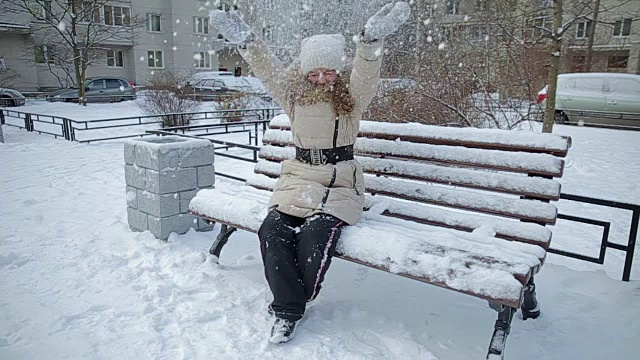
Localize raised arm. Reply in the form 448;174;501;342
351;2;411;113
238;39;291;110
350;40;384;114
210;10;291;110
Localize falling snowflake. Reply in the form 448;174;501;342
119;86;125;91
458;62;463;68
176;19;181;24
173;31;177;36
172;46;177;51
150;70;155;75
193;53;202;61
426;35;433;43
464;15;470;22
164;40;167;43
139;56;144;61
438;43;446;50
57;21;66;31
484;35;490;41
424;19;431;25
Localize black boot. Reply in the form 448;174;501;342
521;279;540;320
269;318;298;344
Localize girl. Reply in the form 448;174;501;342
210;2;410;343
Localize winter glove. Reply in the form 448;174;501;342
209;10;254;44
363;2;411;43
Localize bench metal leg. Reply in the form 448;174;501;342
521;276;540;320
486;305;516;359
209;224;237;262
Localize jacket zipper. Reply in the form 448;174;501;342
332;117;340;148
320;166;337;208
352;167;360;196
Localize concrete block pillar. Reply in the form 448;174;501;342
0;124;4;143
124;136;215;240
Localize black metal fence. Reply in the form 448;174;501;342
0;108;281;143
550;193;639;281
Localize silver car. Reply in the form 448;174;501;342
47;76;136;103
0;88;26;107
538;73;640;127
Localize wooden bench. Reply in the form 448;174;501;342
188;115;571;359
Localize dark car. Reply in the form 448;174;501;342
47;76;136;103
0;88;26;107
182;78;241;101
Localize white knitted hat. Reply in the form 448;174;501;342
299;34;346;74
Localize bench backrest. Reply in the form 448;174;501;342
248;116;571;250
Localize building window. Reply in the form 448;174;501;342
607;55;628;69
217;4;239;11
262;25;272;41
104;5;131;26
147;50;164;68
575;21;591;39
572;55;586;72
447;1;460;15
193;52;211;68
80;1;100;23
193;17;209;34
147;14;161;32
265;0;274;9
106;49;124;68
613;19;632;37
35;45;55;64
31;0;52;21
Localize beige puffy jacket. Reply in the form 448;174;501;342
240;39;384;225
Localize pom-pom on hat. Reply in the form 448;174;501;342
299;34;346;75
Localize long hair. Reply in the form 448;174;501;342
289;69;356;116
331;76;355;115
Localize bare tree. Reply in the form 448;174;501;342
137;70;200;127
1;0;144;104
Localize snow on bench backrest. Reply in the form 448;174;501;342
269;115;571;156
251;115;571;248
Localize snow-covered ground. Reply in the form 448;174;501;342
1;122;639;359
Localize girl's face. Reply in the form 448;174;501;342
307;68;338;86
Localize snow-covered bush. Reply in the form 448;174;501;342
137;71;199;127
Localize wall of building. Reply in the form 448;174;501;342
0;33;39;91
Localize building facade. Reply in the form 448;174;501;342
0;0;392;92
0;0;252;91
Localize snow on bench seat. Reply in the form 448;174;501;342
189;186;544;306
261;131;565;177
244;173;553;248
269;115;570;156
254;160;559;224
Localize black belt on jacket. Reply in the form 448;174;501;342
295;145;354;165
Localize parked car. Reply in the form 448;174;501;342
0;88;26;107
537;73;640;127
188;71;234;85
47;76;136;103
183;76;268;101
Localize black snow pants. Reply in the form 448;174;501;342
258;208;346;321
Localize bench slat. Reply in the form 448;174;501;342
253;161;558;224
261;131;566;177
189;186;545;307
244;173;553;248
255;157;561;200
269;116;571;156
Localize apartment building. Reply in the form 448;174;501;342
0;0;251;91
0;0;393;92
420;0;639;74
